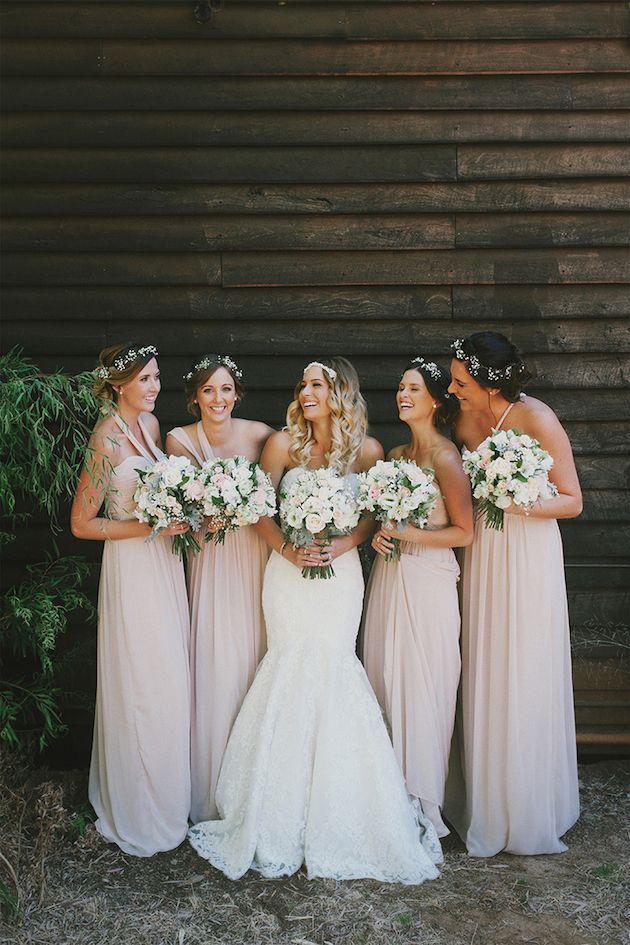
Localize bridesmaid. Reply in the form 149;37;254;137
71;343;191;856
362;357;473;838
444;331;582;856
165;354;273;824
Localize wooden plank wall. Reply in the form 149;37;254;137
1;0;629;751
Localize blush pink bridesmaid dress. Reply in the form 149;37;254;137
167;422;269;823
444;400;580;856
362;490;461;838
89;415;191;856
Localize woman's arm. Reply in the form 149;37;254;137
165;430;198;464
375;446;474;554
252;429;290;551
71;429;188;542
329;436;384;560
70;431;151;541
505;405;582;520
252;430;323;568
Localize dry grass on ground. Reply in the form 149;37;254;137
0;757;628;945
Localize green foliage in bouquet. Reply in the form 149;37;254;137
0;349;99;753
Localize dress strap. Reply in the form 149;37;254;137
168;427;205;467
495;401;516;431
196;422;216;462
113;413;162;463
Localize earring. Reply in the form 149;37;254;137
432;402;437;408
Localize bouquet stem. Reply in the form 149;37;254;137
172;531;202;559
301;563;335;580
477;500;505;531
384;537;401;563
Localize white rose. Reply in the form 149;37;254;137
305;513;325;534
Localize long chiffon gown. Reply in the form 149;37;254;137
444;401;580;856
89;415;191;856
167;423;269;823
188;469;443;883
362;491;461;838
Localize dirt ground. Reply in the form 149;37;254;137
1;758;628;945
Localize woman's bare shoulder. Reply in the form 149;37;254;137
237;417;276;439
386;443;407;461
89;415;122;457
167;420;197;437
359;436;385;469
512;395;562;436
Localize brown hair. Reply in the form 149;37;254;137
402;358;459;431
183;355;245;417
93;342;159;403
452;332;532;402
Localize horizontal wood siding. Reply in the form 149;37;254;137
1;0;628;750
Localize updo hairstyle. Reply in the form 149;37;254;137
402;357;459;431
453;332;532;402
183;354;245;418
94;342;159;403
286;356;368;475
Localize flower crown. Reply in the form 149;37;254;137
183;355;242;382
451;338;522;382
410;357;442;381
303;361;337;381
96;345;158;380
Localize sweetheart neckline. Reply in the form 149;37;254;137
111;454;149;472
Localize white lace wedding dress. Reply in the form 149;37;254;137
188;469;442;883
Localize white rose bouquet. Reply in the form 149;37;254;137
198;456;277;545
462;427;558;530
357;458;439;562
279;467;360;579
133;455;204;557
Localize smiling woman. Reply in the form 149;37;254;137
187;357;443;883
70;342;191;857
165;353;274;824
362;356;473;839
444;331;582;857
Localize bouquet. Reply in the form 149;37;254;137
279;467;360;578
357;458;439;562
462;428;558;530
198;456;277;545
133;455;204;557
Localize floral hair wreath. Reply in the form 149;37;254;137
410;356;442;381
96;345;158;380
303;361;337;381
451;338;524;383
183;354;243;382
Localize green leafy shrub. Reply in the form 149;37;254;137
0;349;99;753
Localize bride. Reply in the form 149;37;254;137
188;358;442;883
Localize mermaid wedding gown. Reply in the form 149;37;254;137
189;468;442;883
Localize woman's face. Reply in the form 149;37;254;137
396;369;434;424
119;357;160;412
196;366;237;422
299;366;332;421
448;358;488;411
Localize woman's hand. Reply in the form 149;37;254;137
284;541;332;570
203;515;224;536
372;527;398;557
502;500;528;517
161;521;191;537
326;535;351;562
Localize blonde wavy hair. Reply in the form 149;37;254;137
286;357;368;474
